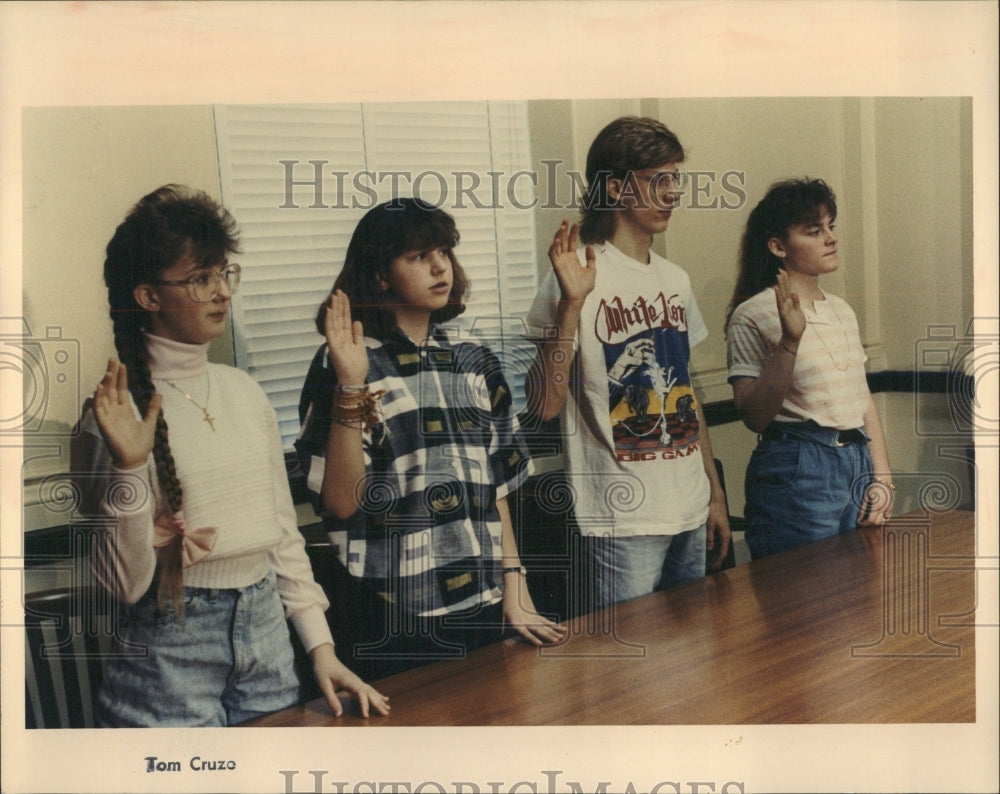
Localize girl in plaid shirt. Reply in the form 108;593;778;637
297;198;566;679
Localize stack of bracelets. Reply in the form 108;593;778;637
330;384;385;433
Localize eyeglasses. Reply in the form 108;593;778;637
634;170;688;192
155;264;242;302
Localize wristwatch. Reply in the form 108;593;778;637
502;565;528;577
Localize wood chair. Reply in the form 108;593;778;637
23;586;117;728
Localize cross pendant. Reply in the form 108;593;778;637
202;409;217;431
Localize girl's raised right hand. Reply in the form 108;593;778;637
549;220;596;303
774;268;806;347
92;359;161;470
323;289;369;385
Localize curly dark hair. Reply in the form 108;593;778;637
724;178;837;333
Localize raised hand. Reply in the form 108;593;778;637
774;268;806;347
323;289;369;386
91;359;161;470
549;220;596;303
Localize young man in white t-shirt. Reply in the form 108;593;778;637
526;116;731;611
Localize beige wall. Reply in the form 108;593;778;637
22;104;227;410
874;97;974;368
21;98;975;533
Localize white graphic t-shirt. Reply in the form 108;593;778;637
527;242;710;537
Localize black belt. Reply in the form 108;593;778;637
760;422;868;448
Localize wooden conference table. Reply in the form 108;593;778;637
246;509;976;726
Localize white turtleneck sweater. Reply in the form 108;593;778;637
79;333;332;653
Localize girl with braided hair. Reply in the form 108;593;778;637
75;185;388;726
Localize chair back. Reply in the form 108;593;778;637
24;586;118;728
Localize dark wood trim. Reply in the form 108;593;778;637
867;369;973;395
23;523;80;566
700;398;743;427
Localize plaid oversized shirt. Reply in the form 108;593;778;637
295;328;532;617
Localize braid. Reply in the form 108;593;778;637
109;307;187;616
150;413;185;616
151;416;184;513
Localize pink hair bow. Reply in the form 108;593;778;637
153;511;218;567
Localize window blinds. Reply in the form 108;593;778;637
214;102;538;447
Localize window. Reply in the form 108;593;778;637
215;102;538;447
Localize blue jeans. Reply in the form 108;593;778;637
744;421;873;560
97;571;301;727
589;525;707;610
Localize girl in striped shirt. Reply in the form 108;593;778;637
725;178;893;559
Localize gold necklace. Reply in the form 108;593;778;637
162;376;216;431
810;298;852;372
